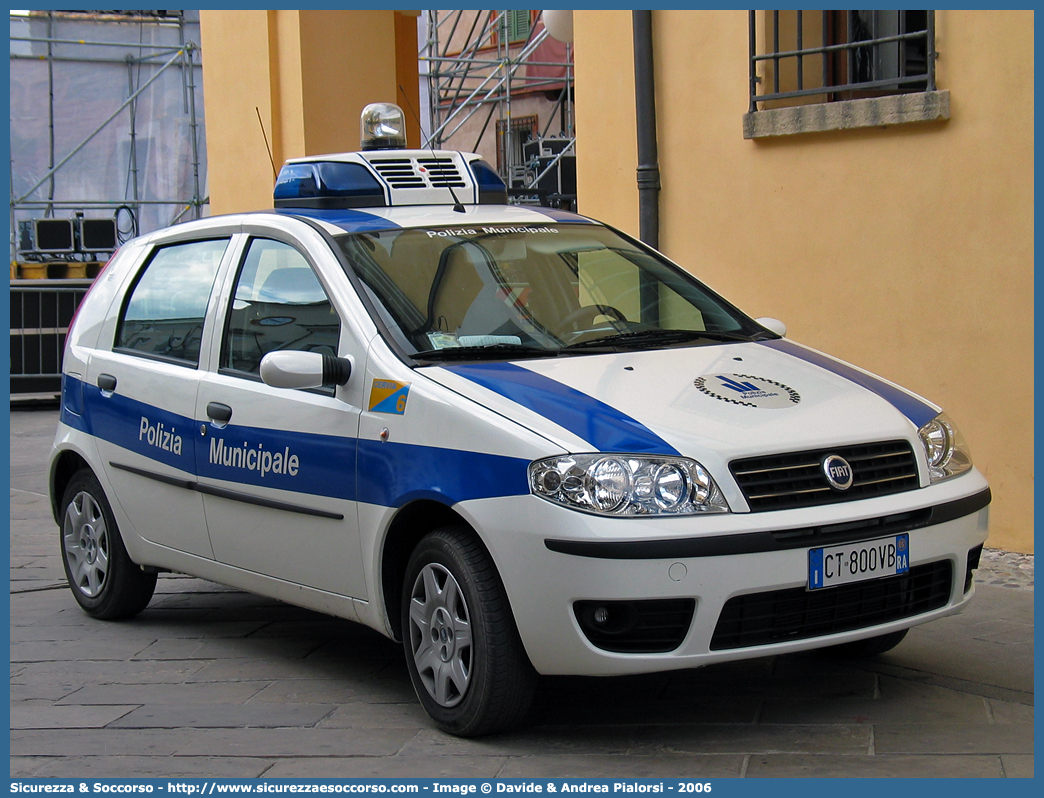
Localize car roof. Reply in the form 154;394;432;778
130;204;596;250
275;204;594;235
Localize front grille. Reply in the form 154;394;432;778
731;440;919;512
710;560;952;650
366;157;466;190
574;599;695;653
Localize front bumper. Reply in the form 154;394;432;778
457;470;990;675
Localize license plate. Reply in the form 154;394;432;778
808;534;910;590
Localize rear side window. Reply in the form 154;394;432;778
115;239;228;366
221;238;340;377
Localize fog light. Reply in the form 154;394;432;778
593;607;610;625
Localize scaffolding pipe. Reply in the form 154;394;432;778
126;56;140;220
420;10;575;196
9;52;184;65
11;13;206;262
11;35;185;50
431;11;499;144
183;43;203;221
15;46;188;204
425;26;550;146
47;12;55;215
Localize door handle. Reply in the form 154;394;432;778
97;373;117;392
206;402;233;424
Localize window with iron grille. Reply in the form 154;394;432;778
496;115;538;175
744;10;949;139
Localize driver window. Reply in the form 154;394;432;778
222;239;340;377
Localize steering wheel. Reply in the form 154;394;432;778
558;304;628;333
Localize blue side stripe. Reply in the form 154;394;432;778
65;377;527;507
759;338;938;427
276;207;400;233
443;362;680;455
357;440;530;507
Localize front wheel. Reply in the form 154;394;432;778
401;526;537;736
60;469;157;619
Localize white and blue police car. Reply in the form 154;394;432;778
50;103;990;736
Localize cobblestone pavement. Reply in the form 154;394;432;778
977;549;1034;590
9;407;1034;779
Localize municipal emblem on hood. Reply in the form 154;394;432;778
694;373;801;409
822;454;854;490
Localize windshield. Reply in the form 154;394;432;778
336;223;768;361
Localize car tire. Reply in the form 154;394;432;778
59;469;157;620
401;526;537;737
821;628;908;659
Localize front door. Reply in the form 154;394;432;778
194;236;367;598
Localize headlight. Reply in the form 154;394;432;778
918;412;973;483
529;454;730;516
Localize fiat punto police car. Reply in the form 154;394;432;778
51;103;990;736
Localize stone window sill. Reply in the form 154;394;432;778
743;90;950;139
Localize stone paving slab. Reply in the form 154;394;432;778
11;728;211;757
12;756;276;779
873;722;1035;755
743;753;1007;778
8;406;1036;778
495;754;745;778
630;724;872;756
56;681;272;705
263;756;510;779
107;702;338;729
759;676;991;725
11;704;138;730
173;728;421;758
1001;755;1034;778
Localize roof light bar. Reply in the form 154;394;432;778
361;103;407;151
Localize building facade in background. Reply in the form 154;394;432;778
572;9;1033;552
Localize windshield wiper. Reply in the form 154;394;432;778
561;328;753;351
411;343;558;361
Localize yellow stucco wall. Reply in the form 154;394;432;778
199;10;419;215
574;10;1033;552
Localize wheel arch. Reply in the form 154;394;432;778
380;499;490;642
50;448;91;525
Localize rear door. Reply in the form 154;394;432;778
85;236;233;558
194;230;368;598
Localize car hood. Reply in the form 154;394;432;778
425;338;939;477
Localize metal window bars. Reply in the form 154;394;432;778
748;10;936;113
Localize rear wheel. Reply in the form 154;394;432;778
60;469;156;619
821;629;908;659
401;526;537;736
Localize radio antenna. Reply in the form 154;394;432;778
255;106;277;180
399;84;466;214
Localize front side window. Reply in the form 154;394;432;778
222;238;340;377
338;223;767;362
115;238;228;366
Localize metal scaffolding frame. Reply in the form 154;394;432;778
420;10;575;203
9;10;206;263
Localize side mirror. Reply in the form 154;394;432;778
755;317;787;338
260;351;353;390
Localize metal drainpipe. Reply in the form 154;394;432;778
632;10;659;251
